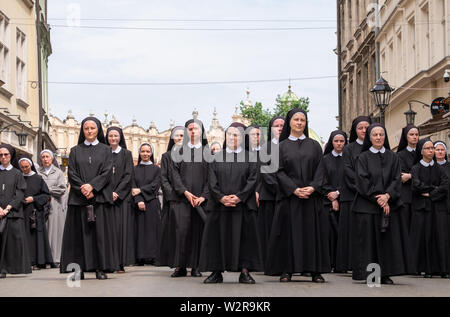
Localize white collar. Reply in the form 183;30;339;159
288;134;306;141
23;171;36;177
252;145;261;151
332;150;343;157
140;161;153;165
356;138;364;145
187;142;202;149
84;139;99;146
369;146;386;154
420;159;435;167
226;146;243;154
437;160;447;165
407;146;416;152
112;145;122;154
271;138;279;145
0;164;13;171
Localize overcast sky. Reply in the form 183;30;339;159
48;0;338;141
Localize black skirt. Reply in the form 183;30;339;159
23;206;53;266
0;217;32;274
113;198;136;266
257;200;275;268
325;204;339;270
135;198;161;262
335;201;353;272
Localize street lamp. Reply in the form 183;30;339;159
370;77;394;126
16;128;28;147
404;103;418;125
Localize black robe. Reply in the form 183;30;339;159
397;148;416;231
60;142;119;273
321;153;344;271
265;138;330;275
132;163;161;262
160;146;208;269
351;149;410;280
0;167;31;274
199;150;262;272
22;173;52;266
336;141;362;272
111;148;135;266
410;162;449;274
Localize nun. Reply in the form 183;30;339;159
199;122;262;284
163;119;209;278
265;109;330;283
352;123;410;284
321;130;348;272
210;141;222;155
132;143;162;265
0;144;30;278
336;116;371;273
105;127;135;272
410;138;449;278
19;157;52;269
37;150;67;268
396;125;419;231
256;116;284;268
60;117;118;280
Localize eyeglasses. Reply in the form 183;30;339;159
0;153;10;157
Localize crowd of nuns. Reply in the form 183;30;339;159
0;110;448;285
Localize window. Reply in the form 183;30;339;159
407;17;416;76
0;11;10;87
16;28;26;101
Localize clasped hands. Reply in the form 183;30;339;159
184;191;206;208
81;184;94;200
327;191;339;212
220;195;241;207
0;205;12;218
294;186;315;199
375;193;390;215
401;173;411;184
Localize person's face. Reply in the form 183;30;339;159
370;127;385;149
0;148;11;166
226;127;242;149
271;119;284;140
406;128;419;147
107;130;120;147
421;141;435;162
435;144;447;161
139;145;152;162
188;123;201;144
19;160;32;175
41;153;53;168
173;130;184;146
211;143;221;154
290;112;306;135
83;120;98;142
332;135;346;153
356;121;370;141
249;128;261;148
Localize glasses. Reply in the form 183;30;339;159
0;153;10;157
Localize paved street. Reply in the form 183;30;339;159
1;265;450;297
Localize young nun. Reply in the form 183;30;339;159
0;144;30;278
410;138;449;278
199;122;261;284
37;150;67;268
60;117;118;280
256;116;284;268
19;157;52;270
335;116;371;273
132;143;162;265
164;119;209;278
105;127;135;272
321;130;348;272
396;125;419;231
352;123;410;284
265;109;330;283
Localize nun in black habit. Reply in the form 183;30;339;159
396;125;419;232
336;116;371;273
0;144;30;277
60;117;118;280
199;122;262;284
256;116;284;269
321;130;348;272
105;127;135;272
18;157;52;269
410;138;449;278
265;109;330;283
351;123;410;284
132;143;162;265
163;119;209;278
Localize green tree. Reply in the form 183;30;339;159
239;101;272;127
272;94;310;118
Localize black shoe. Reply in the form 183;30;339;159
381;276;394;284
191;268;202;277
32;265;40;271
171;268;187;278
441;273;449;279
0;272;6;278
204;271;223;284
280;273;292;282
117;265;125;274
239;272;255;284
424;273;432;278
50;263;60;269
312;274;325;283
96;271;108;280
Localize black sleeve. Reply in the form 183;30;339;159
276;146;298;197
385;154;401;202
160;154;174;198
355;154;379;203
9;173;26;211
89;150;113;193
170;160;187;196
140;168;161;201
411;165;434;194
208;161;225;203
236;162;258;203
430;166;449;202
33;178;50;209
68;147;84;192
200;161;209;200
343;145;357;193
310;142;325;191
114;151;133;200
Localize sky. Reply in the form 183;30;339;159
47;0;338;141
